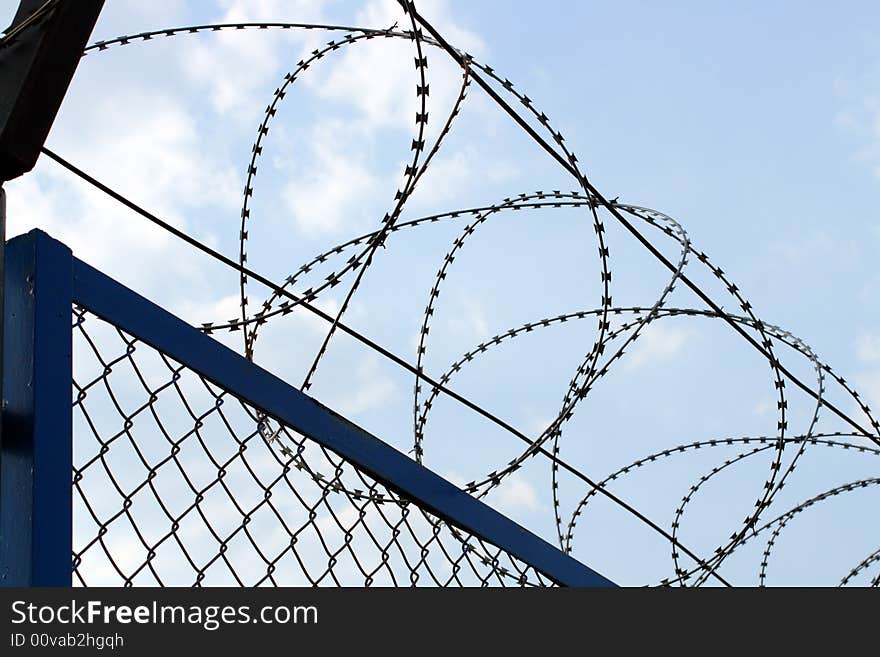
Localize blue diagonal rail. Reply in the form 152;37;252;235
2;229;614;587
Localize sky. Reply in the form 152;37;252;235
3;0;880;586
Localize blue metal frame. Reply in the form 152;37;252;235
1;231;73;586
2;229;614;587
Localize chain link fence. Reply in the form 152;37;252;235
71;306;552;587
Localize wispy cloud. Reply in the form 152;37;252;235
406;145;521;211
282;119;385;237
444;293;491;342
622;323;697;372
488;472;542;515
274;0;490;237
753;399;774;416
834;62;880;183
856;333;880;363
182;0;331;117
328;354;398;417
6;87;241;306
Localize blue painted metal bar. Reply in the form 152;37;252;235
62;230;614;587
1;230;72;586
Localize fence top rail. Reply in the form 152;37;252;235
4;229;610;587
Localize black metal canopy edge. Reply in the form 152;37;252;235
0;0;104;182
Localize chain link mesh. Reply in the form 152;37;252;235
71;306;551;587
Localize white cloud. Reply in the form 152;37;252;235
308;34;418;131
5;87;242;308
488;472;542;515
834;68;880;182
622;323;697;372
524;415;554;438
315;505;361;535
276;0;490;236
304;0;485;128
328;354;397;416
182;0;331;116
79;94;240;213
856;333;880;363
406;145;521;210
768;228;860;269
174;294;243;328
96;0;190;32
282;119;385;237
6;166;204;298
443;471;468;488
753;399;774;416
445;293;490;342
443;470;541;515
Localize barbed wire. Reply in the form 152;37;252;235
40;2;880;585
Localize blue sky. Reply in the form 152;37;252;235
4;1;880;585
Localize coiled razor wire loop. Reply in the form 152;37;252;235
841;545;880;587
49;6;879;585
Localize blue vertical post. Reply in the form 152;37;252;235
0;230;72;586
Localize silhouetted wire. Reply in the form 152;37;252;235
76;19;878;441
41;145;733;585
40;5;880;586
298;7;431;392
396;0;877;584
396;0;875;441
